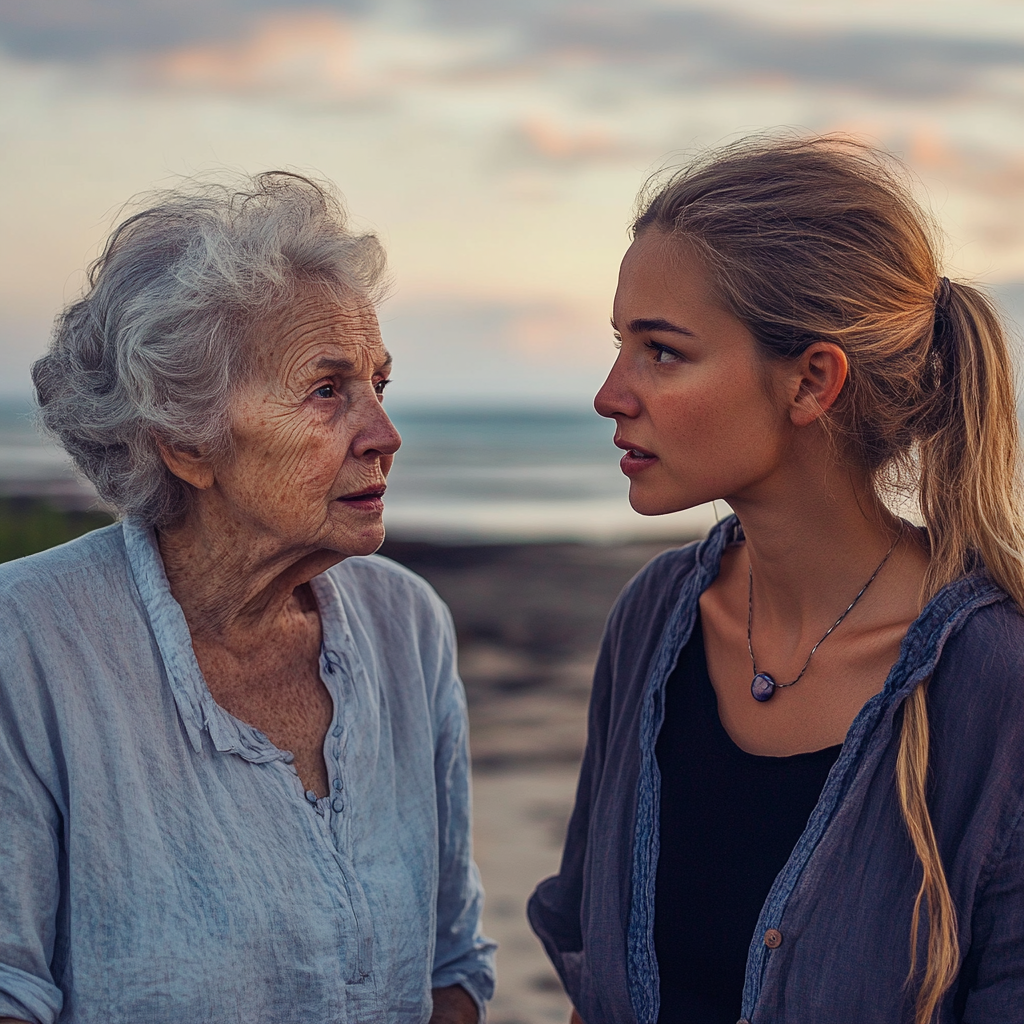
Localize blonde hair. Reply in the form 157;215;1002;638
635;136;1024;1022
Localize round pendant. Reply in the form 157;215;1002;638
751;672;777;702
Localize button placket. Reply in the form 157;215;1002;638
321;648;349;825
307;574;376;982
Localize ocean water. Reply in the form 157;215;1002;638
0;397;717;542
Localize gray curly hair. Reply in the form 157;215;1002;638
32;171;388;527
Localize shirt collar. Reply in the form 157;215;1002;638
122;519;344;762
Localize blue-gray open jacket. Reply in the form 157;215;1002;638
527;516;1024;1024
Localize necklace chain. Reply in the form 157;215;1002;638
746;527;903;695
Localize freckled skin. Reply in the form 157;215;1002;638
158;291;400;799
596;230;790;516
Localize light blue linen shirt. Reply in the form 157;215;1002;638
0;521;496;1024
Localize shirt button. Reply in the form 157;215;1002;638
332;725;343;738
331;796;345;813
304;790;318;804
764;928;783;949
333;778;343;791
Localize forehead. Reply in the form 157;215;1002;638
256;288;386;375
614;231;717;316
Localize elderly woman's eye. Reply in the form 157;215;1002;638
313;384;335;399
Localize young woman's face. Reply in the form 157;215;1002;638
595;229;793;515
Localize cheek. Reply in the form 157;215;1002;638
232;418;342;499
656;369;782;464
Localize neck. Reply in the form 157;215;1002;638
156;509;343;646
728;461;908;630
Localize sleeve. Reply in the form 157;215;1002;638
429;605;497;1018
526;606;617;1001
0;650;65;1024
960;804;1024;1022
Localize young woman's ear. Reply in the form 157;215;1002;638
157;441;216;490
788;341;849;427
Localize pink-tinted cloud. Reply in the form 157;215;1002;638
156;13;355;95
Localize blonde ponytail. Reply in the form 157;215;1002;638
919;283;1024;601
898;281;1024;1024
896;685;958;1023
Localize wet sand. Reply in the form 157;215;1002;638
378;537;695;1023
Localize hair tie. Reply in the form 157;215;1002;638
931;276;956;386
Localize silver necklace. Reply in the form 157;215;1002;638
747;530;902;702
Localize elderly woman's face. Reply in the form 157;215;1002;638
214;290;401;559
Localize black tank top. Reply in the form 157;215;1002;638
654;612;842;1024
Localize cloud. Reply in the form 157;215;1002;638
6;0;1024;105
148;9;510;100
519;7;1024;99
0;0;365;60
509;114;633;164
155;13;357;96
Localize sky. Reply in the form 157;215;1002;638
4;0;1024;406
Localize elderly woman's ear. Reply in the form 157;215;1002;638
157;440;216;490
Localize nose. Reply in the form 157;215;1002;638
352;393;402;459
594;350;641;420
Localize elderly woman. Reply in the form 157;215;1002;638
0;173;495;1024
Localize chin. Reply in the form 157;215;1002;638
343;528;386;558
628;483;707;518
317;521;386;559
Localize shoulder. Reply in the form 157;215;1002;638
0;523;130;625
593;539;701;693
0;525;135;743
927;592;1024;798
923;594;1024;869
608;539;700;626
0;521;125;583
323;554;462;716
933;594;1024;713
328;551;444;603
324;552;452;630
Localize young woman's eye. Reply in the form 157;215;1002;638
646;341;684;364
313;384;335;399
374;378;392;396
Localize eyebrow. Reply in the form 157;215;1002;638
612;317;695;337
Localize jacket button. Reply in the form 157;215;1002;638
764;928;783;949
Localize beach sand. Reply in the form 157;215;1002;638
379;537;695;1023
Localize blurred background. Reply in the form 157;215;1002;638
4;1;1024;1020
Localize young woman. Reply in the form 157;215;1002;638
528;137;1024;1024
